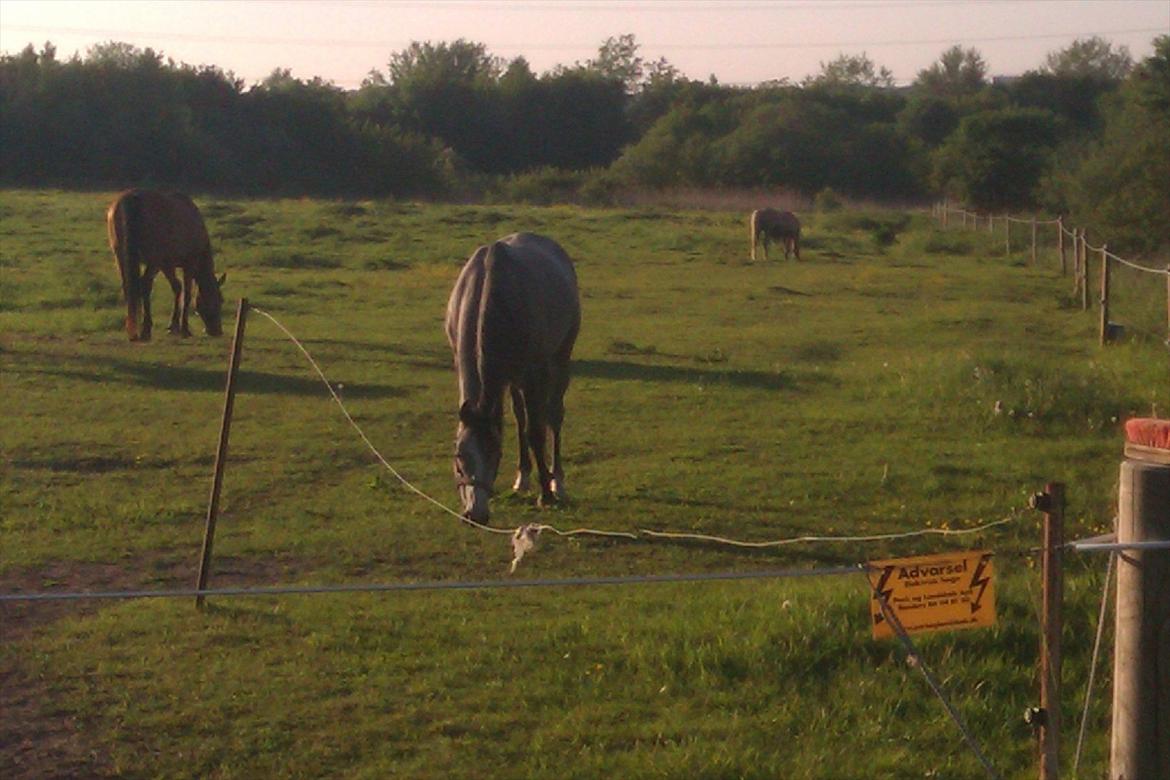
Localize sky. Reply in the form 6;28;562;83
1;0;1167;89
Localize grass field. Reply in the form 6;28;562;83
1;189;1167;778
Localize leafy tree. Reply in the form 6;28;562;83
1043;36;1132;81
803;52;894;89
899;95;960;147
588;33;643;93
1060;36;1170;253
915;46;987;97
932;107;1061;210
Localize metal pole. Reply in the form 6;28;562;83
1031;483;1064;780
1111;437;1170;779
195;298;249;609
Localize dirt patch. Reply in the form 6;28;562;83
0;552;316;780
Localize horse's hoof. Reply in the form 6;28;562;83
512;473;531;493
537;491;558;509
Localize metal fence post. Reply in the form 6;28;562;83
195;298;250;609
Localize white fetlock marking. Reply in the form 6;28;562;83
513;472;530;492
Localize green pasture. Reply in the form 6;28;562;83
1;189;1166;778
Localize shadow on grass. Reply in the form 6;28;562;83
574;358;834;392
31;355;410;399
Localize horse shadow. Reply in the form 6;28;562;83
32;353;410;400
573;358;833;393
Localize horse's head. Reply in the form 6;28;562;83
196;272;226;336
454;400;502;524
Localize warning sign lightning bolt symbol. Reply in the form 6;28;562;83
873;565;895;625
969;554;992;614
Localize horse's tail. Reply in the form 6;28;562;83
110;193;143;340
749;210;759;260
478;241;528;399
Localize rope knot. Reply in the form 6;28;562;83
510;523;543;573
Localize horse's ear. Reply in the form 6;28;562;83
217;273;227;288
459;400;478;426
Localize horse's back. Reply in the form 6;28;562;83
754;208;800;238
107;189;211;266
447;232;579;361
497;232;578;302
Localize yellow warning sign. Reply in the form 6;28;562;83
868;550;996;639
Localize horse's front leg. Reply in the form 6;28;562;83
510;386;532;493
163;269;183;334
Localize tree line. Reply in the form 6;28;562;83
1;34;1166;253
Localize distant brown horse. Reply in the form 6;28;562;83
106;189;225;341
750;208;801;261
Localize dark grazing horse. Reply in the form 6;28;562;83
750;208;801;261
107;189;225;341
445;233;580;524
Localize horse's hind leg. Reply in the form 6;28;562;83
162;268;183;334
139;268;158;341
548;357;573;500
522;387;556;507
510;386;532;493
180;274;195;336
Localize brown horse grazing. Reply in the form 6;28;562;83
445;233;580;524
106;189;225;341
750;208;801;261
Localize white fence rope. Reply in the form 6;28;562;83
251;306;1021;571
941;203;1168;277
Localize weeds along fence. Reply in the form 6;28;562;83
932;202;1170;348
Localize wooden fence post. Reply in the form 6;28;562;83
195;298;250;609
943;202;949;228
1071;229;1082;299
989;214;995;235
1031;217;1038;266
1057;219;1066;275
1006;218;1012;256
1031;483;1065;780
1080;231;1089;312
1099;246;1112;346
1111;429;1170;779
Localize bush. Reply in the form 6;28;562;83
488;167;585;205
814;187;844;212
